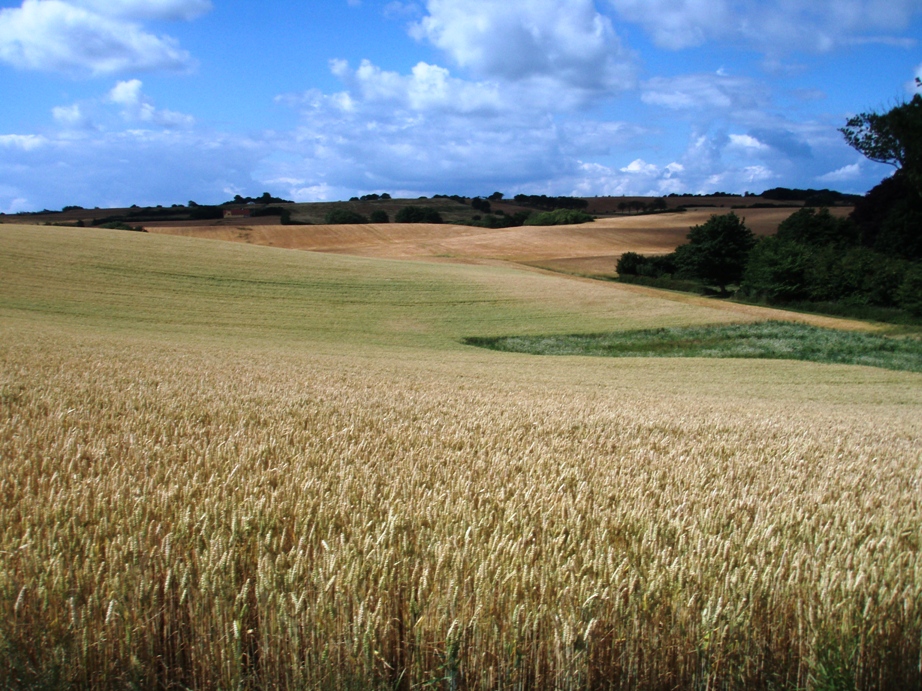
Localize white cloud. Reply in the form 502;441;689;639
0;134;48;150
0;126;262;209
728;133;770;153
108;79;195;128
0;0;196;75
817;161;862;182
70;0;212;21
411;0;636;97
52;103;86;127
642;73;765;112
333;59;504;114
2;197;31;214
620;159;658;175
608;0;922;53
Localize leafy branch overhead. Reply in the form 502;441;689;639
840;94;922;190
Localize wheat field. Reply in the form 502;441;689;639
1;224;921;689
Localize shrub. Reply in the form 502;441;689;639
776;207;858;247
395;206;443;223
616;252;645;276
325;209;369;224
369;210;390;223
898;266;922;315
524;209;593;226
673;213;755;292
471;198;491;213
739;236;811;303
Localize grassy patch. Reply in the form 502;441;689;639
465;320;922;372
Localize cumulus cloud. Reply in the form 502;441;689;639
817;161;863;182
608;0;922;53
0;0;200;75
331;59;505;114
727;133;770;153
411;0;636;96
620;159;659;175
108;79;195;128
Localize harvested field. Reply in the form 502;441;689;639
1;223;919;689
146;208;852;279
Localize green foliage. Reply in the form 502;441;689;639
850;174;922;260
738;236;811;302
471;198;491;213
616;251;677;278
369;210;390;223
189;206;223;220
229;192;294;205
673;213;755;292
465;321;922;372
776;207;858;247
761;187;861;204
395;206;443;223
616;251;645;276
840;94;922;190
461;212;529;229
523;209;593;226
741;202;919;310
513;194;589;211
324;209;369;224
898;265;922;316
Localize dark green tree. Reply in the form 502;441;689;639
395;206;443;223
369;210;389;223
842;95;922;261
840;94;922;191
673;212;755;293
325;209;368;224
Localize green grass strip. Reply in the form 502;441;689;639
464;321;922;372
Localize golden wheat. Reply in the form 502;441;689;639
1;326;920;688
0;225;919;688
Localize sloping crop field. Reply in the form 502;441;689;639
1;224;920;689
147;207;833;278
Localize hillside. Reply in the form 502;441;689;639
1;223;919;688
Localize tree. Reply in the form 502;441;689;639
325;209;368;224
673;212;755;293
369;210;389;223
840;94;922;192
471;197;491;213
395;206;443;223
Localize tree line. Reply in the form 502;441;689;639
618;94;922;318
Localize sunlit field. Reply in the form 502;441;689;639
2;224;920;689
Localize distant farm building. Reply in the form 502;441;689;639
223;208;252;219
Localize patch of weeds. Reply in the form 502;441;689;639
464;321;922;372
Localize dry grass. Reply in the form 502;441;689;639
1;224;920;689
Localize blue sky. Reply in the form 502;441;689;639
0;0;921;212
